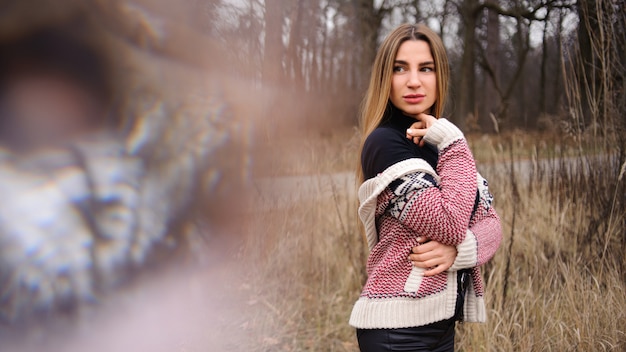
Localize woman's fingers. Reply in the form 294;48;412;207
406;128;426;136
411;240;437;254
407;134;424;146
409;239;458;276
410;121;426;129
406;118;433;145
417;113;437;128
409;252;431;264
423;265;449;277
406;133;425;145
409;249;444;266
406;128;426;141
411;257;440;268
415;236;429;244
409;249;440;266
411;258;453;276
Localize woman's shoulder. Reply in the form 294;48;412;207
363;126;412;156
364;126;405;146
362;126;410;158
361;127;420;180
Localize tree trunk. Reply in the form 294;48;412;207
456;0;480;130
262;0;284;85
411;0;422;22
539;7;551;115
286;0;304;90
439;0;451;39
552;8;564;114
576;0;597;131
351;0;383;92
480;5;500;133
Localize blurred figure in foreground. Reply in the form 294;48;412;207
0;25;129;321
0;19;230;325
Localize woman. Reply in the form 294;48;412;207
349;24;502;351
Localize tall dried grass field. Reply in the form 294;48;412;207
245;131;625;351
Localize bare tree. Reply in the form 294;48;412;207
262;0;284;85
349;0;390;91
207;0;612;132
455;0;481;129
480;4;500;132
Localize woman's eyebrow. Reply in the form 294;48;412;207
393;60;435;66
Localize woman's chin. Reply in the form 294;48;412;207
399;106;426;118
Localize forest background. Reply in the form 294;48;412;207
208;0;625;350
3;0;624;350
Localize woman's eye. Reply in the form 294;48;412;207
393;66;406;73
420;66;435;72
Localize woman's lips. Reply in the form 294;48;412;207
403;94;425;104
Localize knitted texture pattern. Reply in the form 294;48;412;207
350;119;502;329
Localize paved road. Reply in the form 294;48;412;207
252;156;606;209
252;171;356;209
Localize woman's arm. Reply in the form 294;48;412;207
449;176;502;270
386;115;477;246
408;175;502;273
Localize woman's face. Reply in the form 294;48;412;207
389;40;437;118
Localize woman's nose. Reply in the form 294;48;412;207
407;70;421;88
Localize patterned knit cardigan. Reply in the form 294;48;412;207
349;118;502;329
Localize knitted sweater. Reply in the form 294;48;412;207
349;118;502;329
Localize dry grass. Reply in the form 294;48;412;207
243;132;626;351
455;152;626;351
252;128;360;177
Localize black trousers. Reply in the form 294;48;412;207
356;318;455;352
356;270;470;352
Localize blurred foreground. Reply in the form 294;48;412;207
0;1;256;350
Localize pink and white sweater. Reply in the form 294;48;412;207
349;118;502;329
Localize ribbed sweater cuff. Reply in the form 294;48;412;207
450;229;478;271
423;118;464;150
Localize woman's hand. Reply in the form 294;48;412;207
408;237;457;276
406;113;437;146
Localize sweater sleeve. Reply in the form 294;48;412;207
450;174;502;270
385;119;477;246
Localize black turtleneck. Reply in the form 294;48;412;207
361;106;439;180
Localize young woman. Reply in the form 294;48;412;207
349;24;502;351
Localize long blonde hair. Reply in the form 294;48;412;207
357;24;450;185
